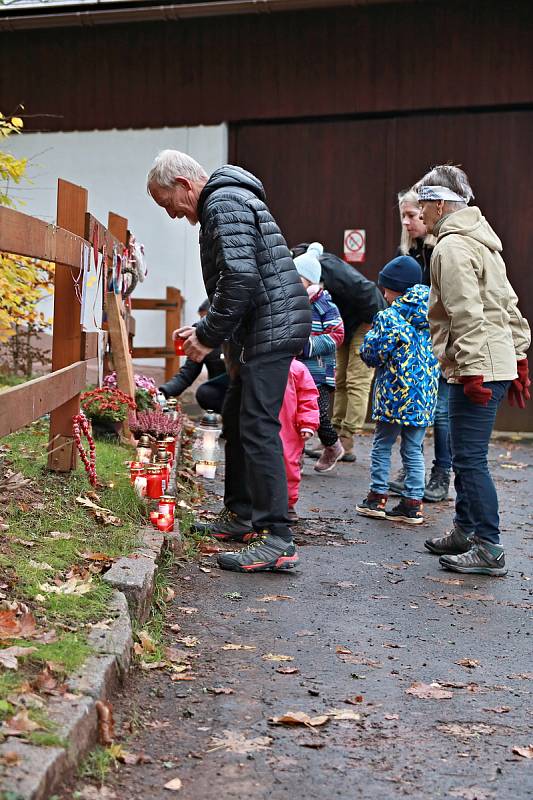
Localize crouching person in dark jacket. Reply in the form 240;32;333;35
147;151;312;573
159;299;229;414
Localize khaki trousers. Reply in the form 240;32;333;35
332;324;374;435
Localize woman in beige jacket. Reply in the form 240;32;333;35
415;165;530;576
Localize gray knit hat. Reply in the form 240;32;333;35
294;242;323;284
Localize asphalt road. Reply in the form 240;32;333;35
61;432;533;800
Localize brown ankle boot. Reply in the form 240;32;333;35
339;434;356;462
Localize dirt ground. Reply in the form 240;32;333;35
60;432;533;800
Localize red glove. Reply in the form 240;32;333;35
508;358;531;409
458;375;492;406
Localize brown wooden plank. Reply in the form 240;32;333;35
165;286;182;381
82;332;99;360
85;213;124;253
0;362;87;438
47;179;88;472
0;206;84;268
131;347;176;359
130;298;180;310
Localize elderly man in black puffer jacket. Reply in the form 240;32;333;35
147;151;311;573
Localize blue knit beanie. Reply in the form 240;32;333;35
378;255;422;293
294;242;323;284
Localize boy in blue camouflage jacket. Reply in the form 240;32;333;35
356;256;439;524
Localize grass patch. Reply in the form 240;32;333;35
0;419;146;744
78;745;118;784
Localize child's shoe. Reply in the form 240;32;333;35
314;440;344;473
356;492;387;518
385;497;424;525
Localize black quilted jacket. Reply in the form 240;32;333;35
194;166;312;361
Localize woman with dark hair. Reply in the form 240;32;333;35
417;165;530;576
389;189;451;503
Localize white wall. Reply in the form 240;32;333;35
6;125;228;365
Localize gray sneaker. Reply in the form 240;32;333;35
217;533;299;573
425;524;473;555
191;508;254;542
388;468;405;495
314;440;344;473
424;467;451;502
439;538;507;576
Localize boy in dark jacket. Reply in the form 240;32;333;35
159;300;228;414
356;256;439;524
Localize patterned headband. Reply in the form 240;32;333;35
417;185;468;203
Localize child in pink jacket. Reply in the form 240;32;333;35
279;359;320;522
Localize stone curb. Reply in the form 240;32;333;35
0;523;182;800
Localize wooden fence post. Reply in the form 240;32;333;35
164;286;183;381
47;179;88;472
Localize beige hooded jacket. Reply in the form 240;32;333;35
428;206;530;383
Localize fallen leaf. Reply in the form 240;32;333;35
80;551;113;563
47;531;72;540
177;636;199;648
0;610;37;640
425;576;464;586
169;623;181;633
164;777;183;791
208;730;273;754
140;660;167;670
78;787;116;800
95;700;115;745
507;673;533;680
276;667;300;675
405;682;453;700
336;646;352;655
164;588;176;602
295;630;316;637
456;659;480;669
199;543;222;554
449;787;494;800
383;643;405;649
0;645;37;670
32;667;58;692
76;495;122;526
0;750;21;766
134;630;157;656
28;559;54;571
270;711;329;728
222;643;256;651
206;687;234;695
327;708;361;721
384;713;399;720
438;722;495;738
345;696;364;705
2;709;43;736
257;595;294;603
170;674;196;681
337;581;357;589
339;654;382;668
177;606;198;614
461;593;495;602
262;653;294;662
512;745;533;759
483;706;510;714
39;577;92;596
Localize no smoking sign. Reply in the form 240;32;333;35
343;229;366;264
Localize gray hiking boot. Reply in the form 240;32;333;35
191;508;254;542
314;440;344;473
389;468;405;495
424;467;451;502
217;533;299;573
439;538;507;576
424;524;473;555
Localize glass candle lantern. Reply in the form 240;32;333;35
163;436;176;460
136;434;152;464
192;410;222;480
145;465;164;499
129;463;145;485
166;397;179;421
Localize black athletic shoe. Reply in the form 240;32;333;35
217;533;299;573
388;468;405;496
439;538;507;576
356;492;387;519
424;524;473;555
190;508;254;542
424;467;451;502
385;498;424;525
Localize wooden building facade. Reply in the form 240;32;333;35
1;0;533;429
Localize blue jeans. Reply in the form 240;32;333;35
371;422;427;499
433;376;452;471
449;381;509;545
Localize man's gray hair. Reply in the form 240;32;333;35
414;164;474;205
147;149;209;192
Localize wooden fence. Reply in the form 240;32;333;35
131;287;184;381
0;178;135;472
